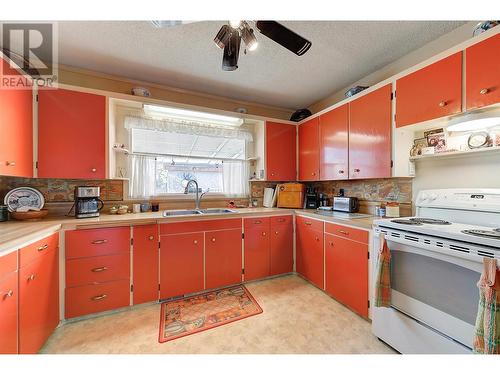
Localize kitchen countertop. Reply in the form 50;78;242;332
0;207;376;254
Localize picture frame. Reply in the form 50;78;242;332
426;132;447;153
410;137;428;156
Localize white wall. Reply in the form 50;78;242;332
412;153;500;204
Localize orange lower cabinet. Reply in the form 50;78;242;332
133;225;159;304
244;226;270;282
205;229;242;290
65;280;130;319
0;271;18;354
296;217;324;289
270;222;293;276
325;233;369;318
159;232;204;299
19;246;59;354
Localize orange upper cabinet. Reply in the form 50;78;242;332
396;52;462;127
298;117;320;181
466;34;500;110
0;58;33;177
266;121;296;181
319;104;349;180
38;89;106;179
349;85;392;180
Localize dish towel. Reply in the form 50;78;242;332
374;234;391;308
473;257;500;354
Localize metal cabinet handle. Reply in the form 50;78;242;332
92;239;108;245
329;242;334;247
254;220;262;224
311;172;316;176
91;266;108;273
91;168;97;172
211;237;216;243
6;161;16;166
148;235;154;241
27;274;36;281
338;170;344;174
193;240;198;245
271;172;275;176
262;232;266;236
91;294;107;301
277;218;285;222
37;244;48;251
315;237;320;241
338;230;349;235
439;101;447;107
480;88;489;95
353;168;360;173
4;290;14;298
275;231;279;235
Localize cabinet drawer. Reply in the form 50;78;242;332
270;215;293;227
19;233;59;268
325;223;369;244
66;227;130;259
65;279;130;319
66;253;130;288
160;218;241;235
296;215;323;232
244;217;270;231
0;251;18;280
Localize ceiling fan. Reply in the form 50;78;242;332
151;21;312;71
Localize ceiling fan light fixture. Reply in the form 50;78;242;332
214;24;231;49
242;26;258;51
222;31;241;71
229;20;242;29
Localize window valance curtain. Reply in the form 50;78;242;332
124;115;253;142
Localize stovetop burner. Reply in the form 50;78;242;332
390;217;452;225
462;229;500;240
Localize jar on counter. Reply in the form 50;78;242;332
0;205;8;222
386;202;400;218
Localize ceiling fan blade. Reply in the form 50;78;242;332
255;21;311;56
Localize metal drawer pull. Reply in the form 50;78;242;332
275;231;279;235
277;218;285;222
27;274;35;281
480;88;489;95
353;168;360;173
91;168;97;172
262;232;266;236
315;237;320;241
37;244;48;251
6;161;16;166
4;290;14;298
339;230;349;235
211;238;216;243
148;235;154;241
305;222;312;226
338;170;345;174
92;239;108;245
91;266;108;273
329;242;334;247
254;220;262;224
91;294;107;301
439;101;447;107
193;240;198;245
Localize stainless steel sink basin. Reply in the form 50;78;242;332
162;209;202;217
200;208;237;214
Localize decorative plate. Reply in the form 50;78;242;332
4;187;45;212
468;132;490;149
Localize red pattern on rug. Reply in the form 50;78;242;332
159;285;263;343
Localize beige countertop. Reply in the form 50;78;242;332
0;207;376;254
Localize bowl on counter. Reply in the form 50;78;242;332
10;209;49;221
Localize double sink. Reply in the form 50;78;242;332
162;208;237;217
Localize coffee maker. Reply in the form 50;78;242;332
304;185;319;209
74;186;104;218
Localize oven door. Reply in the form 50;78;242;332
374;230;484;349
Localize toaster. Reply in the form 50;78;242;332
333;196;359;213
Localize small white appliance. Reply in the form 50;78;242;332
263;188;276;208
371;188;500;354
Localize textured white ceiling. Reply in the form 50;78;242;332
57;21;466;109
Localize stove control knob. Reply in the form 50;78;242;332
428;193;438;201
419;193;428;202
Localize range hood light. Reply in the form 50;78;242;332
446;111;500;132
143;104;244;127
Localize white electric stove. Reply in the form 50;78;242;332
371;188;500;354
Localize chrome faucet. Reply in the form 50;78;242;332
184;179;208;209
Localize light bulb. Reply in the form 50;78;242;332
229;20;241;29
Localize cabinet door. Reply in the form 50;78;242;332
298;117;320;181
133;224;159;304
205;229;242;290
270;222;293;276
266;121;296;181
319;104;349;180
0;58;33;177
0;271;18;354
296;219;324;289
349;85;392;179
244;226;270;281
396;52;462;127
19;247;59;354
38;89;106;179
325;233;368;318
160;232;204;299
466;34;500;110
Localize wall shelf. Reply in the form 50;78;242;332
410;145;500;161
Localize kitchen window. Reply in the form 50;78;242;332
125;113;251;198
